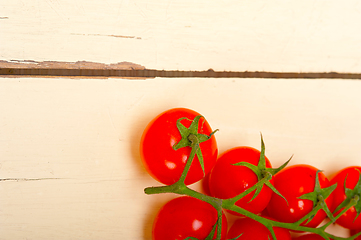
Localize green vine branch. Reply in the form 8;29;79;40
143;115;361;240
145;174;358;240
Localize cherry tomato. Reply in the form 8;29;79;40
292;233;328;240
201;172;212;196
208;146;273;215
330;166;361;230
266;164;333;229
153;196;228;240
226;216;291;240
350;229;361;240
140;108;218;185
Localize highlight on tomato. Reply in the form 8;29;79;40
140;108;218;185
152;196;228;240
330;166;361;230
266;164;334;229
208;146;274;215
226;216;291;240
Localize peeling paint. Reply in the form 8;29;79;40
0;60;145;70
0;178;63;182
0;60;361;79
71;33;142;40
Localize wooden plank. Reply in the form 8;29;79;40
1;77;360;239
1;0;361;72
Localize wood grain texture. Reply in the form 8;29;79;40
1;0;361;238
1;0;361;72
1;77;361;239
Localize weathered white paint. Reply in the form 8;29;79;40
0;77;360;239
1;0;361;238
1;0;361;72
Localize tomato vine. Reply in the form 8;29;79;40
141;109;361;240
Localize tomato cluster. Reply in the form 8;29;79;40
140;108;361;240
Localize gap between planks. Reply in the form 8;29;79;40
1;60;361;79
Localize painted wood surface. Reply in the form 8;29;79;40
1;0;361;72
2;0;361;239
1;77;360;239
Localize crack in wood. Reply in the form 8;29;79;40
0;178;63;182
71;33;142;39
1;60;361;79
0;60;145;70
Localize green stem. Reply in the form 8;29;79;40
294;204;322;226
144;182;184;195
145;182;224;240
144;127;358;240
223;204;276;240
145;181;222;211
320;195;359;230
145;179;356;240
223;175;269;206
350;231;361;240
214;210;223;240
223;203;356;240
144;135;199;195
177;135;198;184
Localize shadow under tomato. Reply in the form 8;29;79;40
128;111;155;177
200;172;212;196
143;195;178;239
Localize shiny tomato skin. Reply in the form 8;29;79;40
267;164;333;229
208;146;273;215
153;196;228;240
140;108;218;185
292;234;328;240
330;166;361;230
226;216;291;240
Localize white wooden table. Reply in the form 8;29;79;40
1;1;361;239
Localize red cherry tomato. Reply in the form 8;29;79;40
153;196;228;240
292;233;329;240
226;216;291;240
140;108;218;185
350;229;361;240
201;172;212;196
330;166;361;230
266;164;333;229
208;146;273;215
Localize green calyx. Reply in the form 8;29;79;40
232;134;291;204
173;115;218;177
333;169;361;222
297;170;337;224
